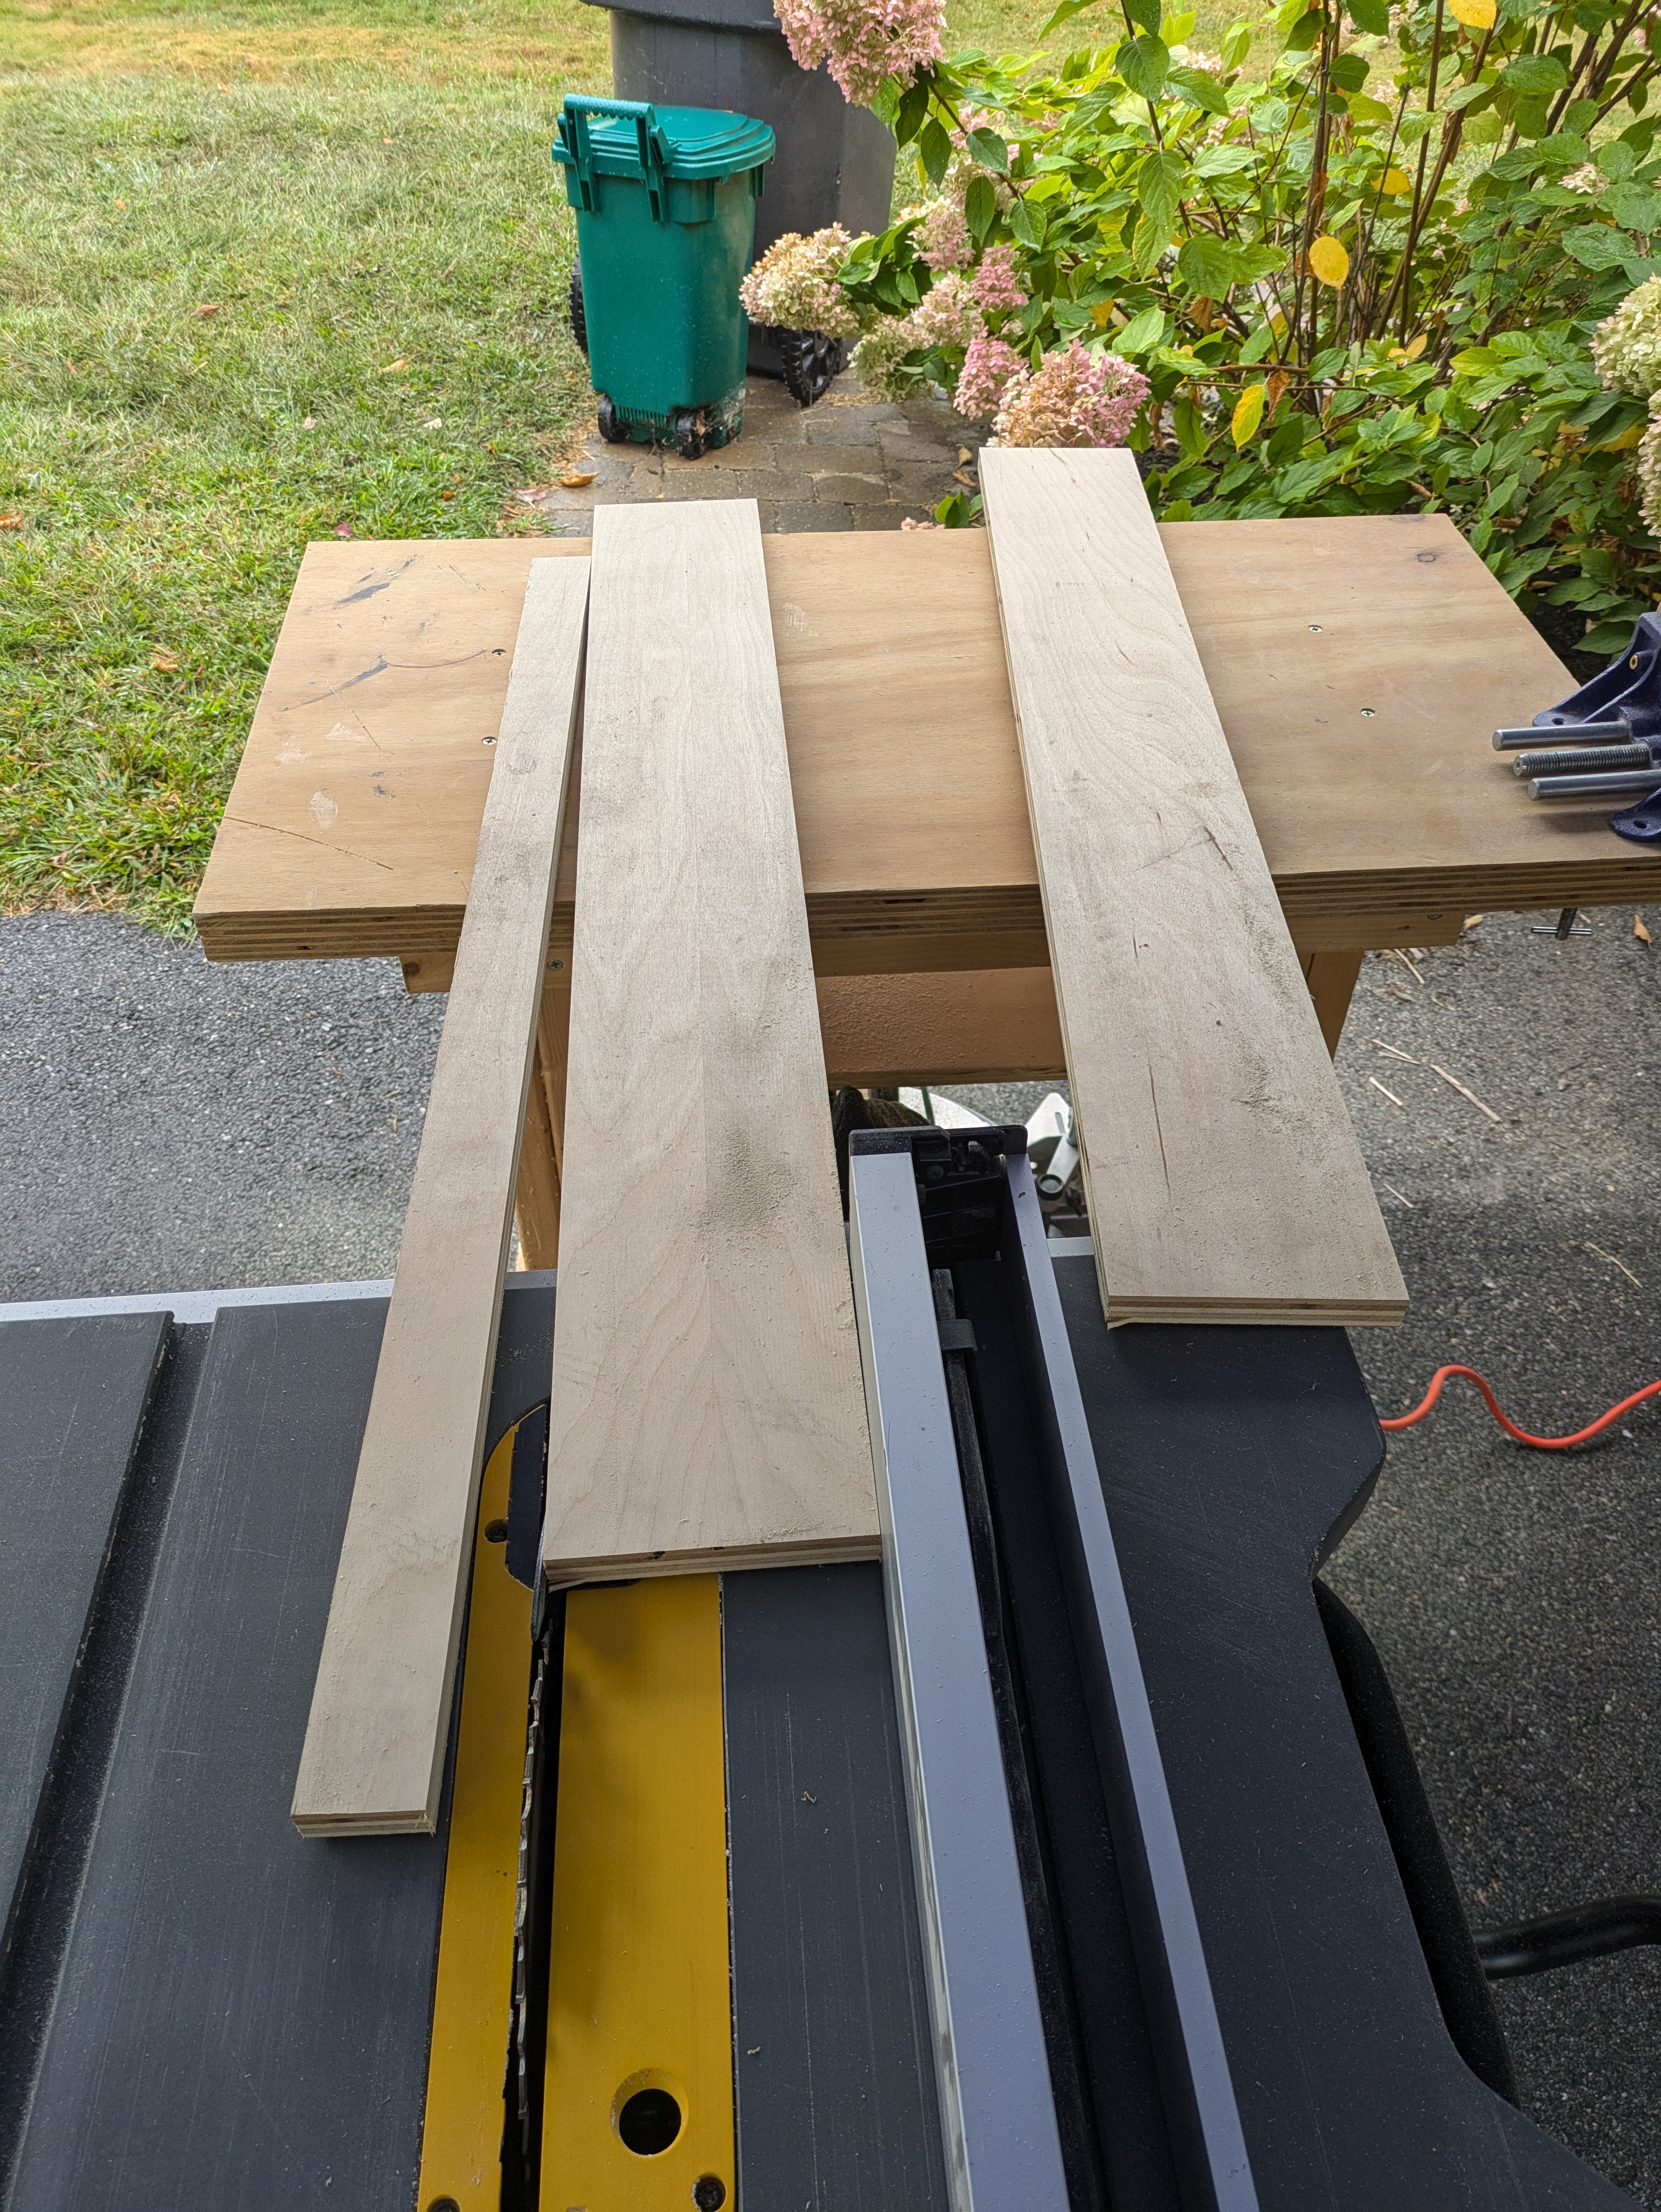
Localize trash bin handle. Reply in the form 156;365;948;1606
562;95;673;222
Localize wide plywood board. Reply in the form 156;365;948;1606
980;448;1406;1327
195;520;1660;973
541;501;878;1585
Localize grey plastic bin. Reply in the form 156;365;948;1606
583;0;896;378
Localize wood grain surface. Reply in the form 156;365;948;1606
291;557;588;1836
541;502;877;1586
980;449;1406;1327
195;520;1661;975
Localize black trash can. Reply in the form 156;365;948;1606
583;0;896;377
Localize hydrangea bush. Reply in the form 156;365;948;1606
762;0;1661;630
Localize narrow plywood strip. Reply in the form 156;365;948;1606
292;557;589;1835
542;500;877;1585
979;448;1404;1327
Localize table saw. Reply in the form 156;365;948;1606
0;1156;1635;2208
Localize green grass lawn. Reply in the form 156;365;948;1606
0;0;1152;928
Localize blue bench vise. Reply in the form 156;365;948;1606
1493;610;1661;842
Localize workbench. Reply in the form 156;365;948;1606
193;516;1661;1267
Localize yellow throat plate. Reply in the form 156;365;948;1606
542;1574;735;2212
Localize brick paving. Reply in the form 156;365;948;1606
530;365;987;534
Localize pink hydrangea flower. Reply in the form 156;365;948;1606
969;246;1027;314
906;270;982;352
775;0;946;105
954;331;1024;420
993;342;1150;447
918;196;971;272
901;515;943;529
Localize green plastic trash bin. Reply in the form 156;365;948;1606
554;96;774;459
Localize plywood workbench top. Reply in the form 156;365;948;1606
194;517;1661;974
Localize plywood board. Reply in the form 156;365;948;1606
292;557;588;1836
980;448;1405;1327
195;520;1659;977
541;501;877;1585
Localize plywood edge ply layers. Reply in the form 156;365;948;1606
292;556;590;1837
542;501;879;1586
979;448;1405;1327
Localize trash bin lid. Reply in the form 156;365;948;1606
554;99;775;182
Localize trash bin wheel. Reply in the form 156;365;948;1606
596;395;631;444
673;406;710;462
569;264;587;357
777;327;846;409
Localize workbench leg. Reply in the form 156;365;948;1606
514;982;569;1270
1300;948;1364;1058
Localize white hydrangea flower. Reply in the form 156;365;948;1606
1593;277;1661;398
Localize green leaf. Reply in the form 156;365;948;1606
1605;183;1661;230
1347;92;1396;125
1284;7;1324;49
919;117;952;186
1501;53;1569;98
1177;231;1248;293
895;74;931;145
1131;210;1168;273
1117;33;1171;99
964;172;997;242
1240;320;1277;363
1008;195;1047;248
1345;0;1390;30
1037;0;1103;36
1330;52;1370;92
1114;303;1168;354
1137;147;1186;235
1219;17;1253;69
1167;64;1230;112
1124;0;1161;31
1597;138;1638;182
965;126;1009;174
1563;221;1636;269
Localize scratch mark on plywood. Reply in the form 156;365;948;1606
335;557;418;608
223;812;398;873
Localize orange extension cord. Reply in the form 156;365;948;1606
1382;1366;1661;1450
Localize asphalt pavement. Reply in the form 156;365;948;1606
3;900;1660;2198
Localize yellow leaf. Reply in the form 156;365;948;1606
1637;913;1653;944
1091;299;1114;327
1602;420;1645;451
151;652;179;672
1403;331;1428;359
1381;166;1412;194
378;357;409;374
1449;0;1496;26
1231;381;1267;448
1308;234;1350;287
